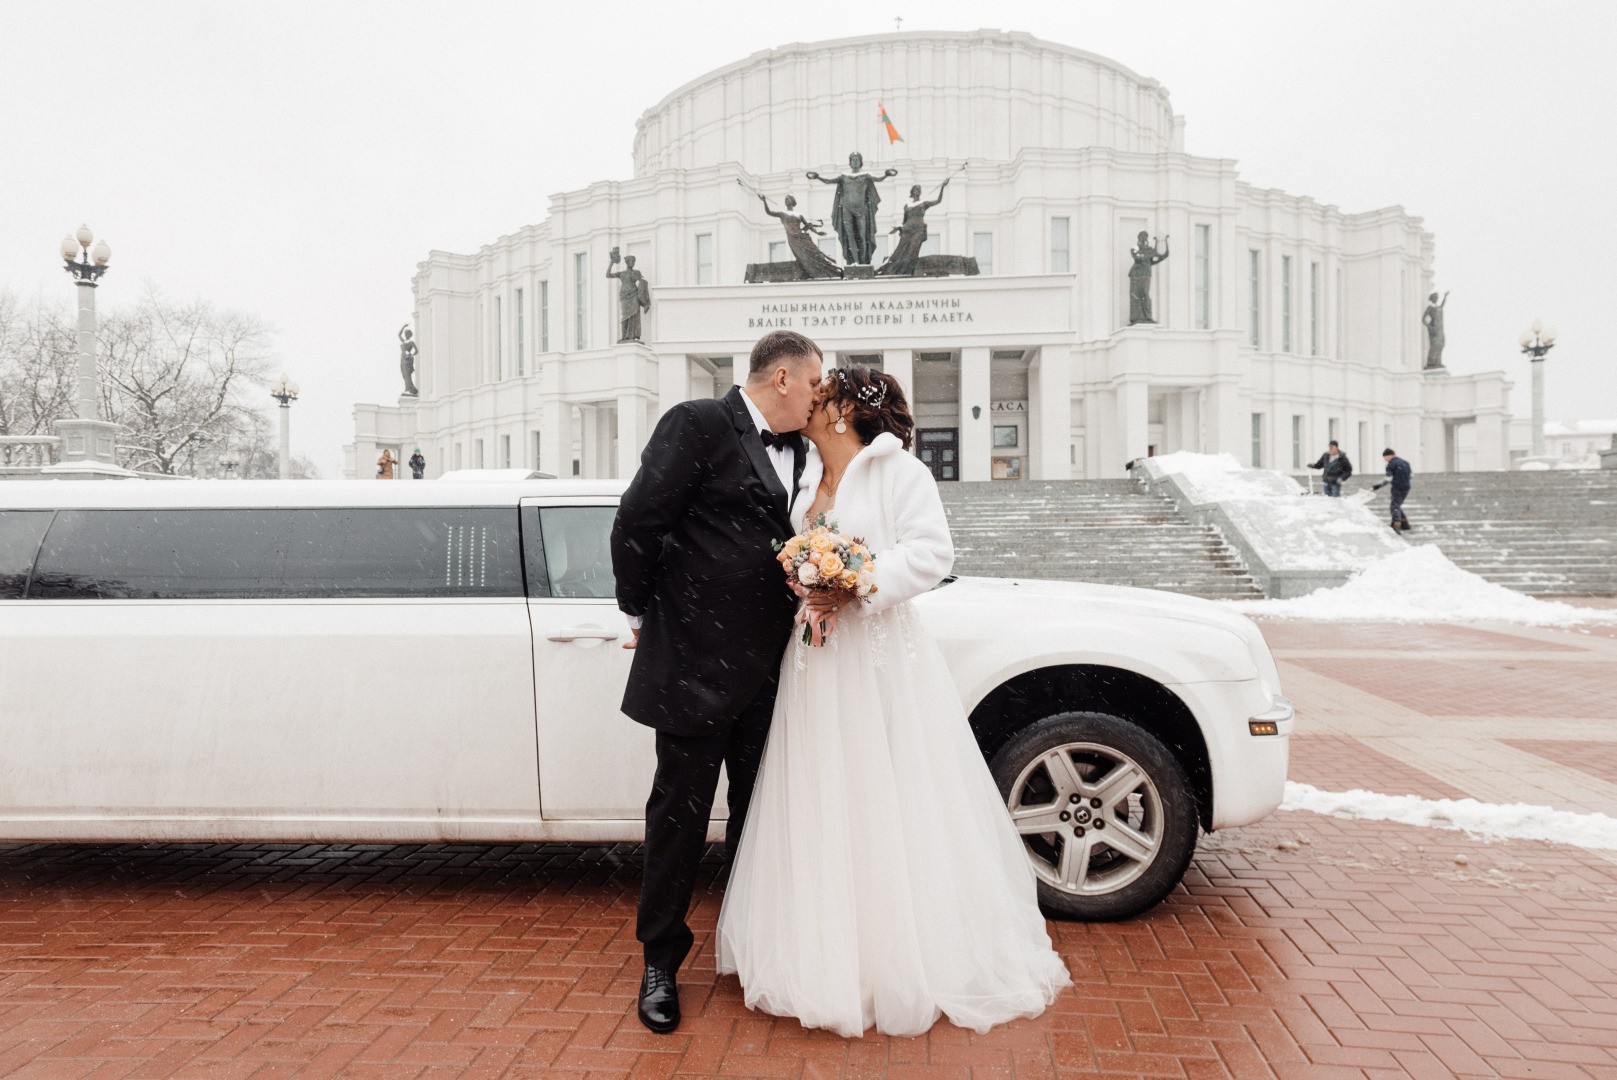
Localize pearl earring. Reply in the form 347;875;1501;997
834;414;847;434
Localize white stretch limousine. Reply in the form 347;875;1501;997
0;481;1290;918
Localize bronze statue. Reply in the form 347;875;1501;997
806;152;898;266
606;248;651;342
1423;291;1449;368
398;325;419;395
1128;231;1170;324
760;194;843;279
877;179;950;277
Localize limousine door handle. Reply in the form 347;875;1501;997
546;626;621;643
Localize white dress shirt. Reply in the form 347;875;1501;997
625;389;796;632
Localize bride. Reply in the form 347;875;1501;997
716;365;1071;1038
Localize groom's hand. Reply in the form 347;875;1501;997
624;628;640;650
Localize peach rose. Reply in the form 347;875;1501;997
819;552;843;577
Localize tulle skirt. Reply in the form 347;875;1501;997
716;602;1071;1038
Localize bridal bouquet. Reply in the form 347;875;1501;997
772;515;877;644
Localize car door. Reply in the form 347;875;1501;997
520;496;727;826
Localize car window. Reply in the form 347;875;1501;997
27;507;522;599
0;510;54;599
531;506;617;599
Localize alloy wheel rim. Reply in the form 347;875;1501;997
1006;740;1163;896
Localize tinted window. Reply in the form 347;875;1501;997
523;505;616;599
0;510;54;599
29;507;522;599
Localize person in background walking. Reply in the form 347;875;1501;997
1308;440;1353;496
408;448;426;480
1372;448;1413;531
377;449;397;480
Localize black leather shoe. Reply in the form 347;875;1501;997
638;964;680;1033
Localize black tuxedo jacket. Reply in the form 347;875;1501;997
611;386;806;736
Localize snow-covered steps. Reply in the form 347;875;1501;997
1345;471;1617;596
936;479;1263;599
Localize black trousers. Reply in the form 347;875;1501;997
1389;487;1409;526
637;673;777;973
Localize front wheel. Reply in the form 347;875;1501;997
990;711;1199;921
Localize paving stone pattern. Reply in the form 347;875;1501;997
0;812;1615;1080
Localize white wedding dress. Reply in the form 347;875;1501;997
716;433;1071;1038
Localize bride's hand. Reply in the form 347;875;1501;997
793;599;838;647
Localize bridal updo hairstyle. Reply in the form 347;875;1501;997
824;365;915;450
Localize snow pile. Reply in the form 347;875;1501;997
1148;451;1297;504
1227;544;1617;625
1283;781;1617;851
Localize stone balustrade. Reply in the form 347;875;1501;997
0;436;62;473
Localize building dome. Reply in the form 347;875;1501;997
632;29;1178;177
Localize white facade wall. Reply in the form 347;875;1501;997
347;31;1512;483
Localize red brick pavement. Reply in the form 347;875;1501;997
1289;657;1617;719
1286;735;1470;801
1503;741;1617;788
1;822;1615;1080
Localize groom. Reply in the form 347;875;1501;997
611;329;823;1034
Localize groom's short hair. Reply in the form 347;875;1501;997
748;330;822;379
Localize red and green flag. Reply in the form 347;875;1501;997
878;102;903;145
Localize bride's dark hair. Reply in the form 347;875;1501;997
825;364;915;450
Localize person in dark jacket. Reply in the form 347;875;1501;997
610;329;821;1034
408;448;426;479
1371;448;1413;530
1308;440;1353;496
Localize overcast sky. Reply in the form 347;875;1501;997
3;0;1613;474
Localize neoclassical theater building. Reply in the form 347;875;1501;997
347;30;1514;482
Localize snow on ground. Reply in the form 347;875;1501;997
1284;781;1617;851
1149;451;1290;503
1226;544;1617;625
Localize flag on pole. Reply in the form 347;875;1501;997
878;102;903;145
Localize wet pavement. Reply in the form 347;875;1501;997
0;617;1613;1079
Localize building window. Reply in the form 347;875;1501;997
1358;421;1368;467
819;237;839;260
494;295;502;380
539;280;550;352
1050;217;1070;273
1309;263;1320;356
515;288;525;375
1281;255;1293;353
573;253;587;351
919;230;940;258
1248;250;1261;347
1194;224;1210;330
1335;269;1343;358
475;439;485;470
1329;417;1340;445
454;443;463;470
532;430;542;471
1291;415;1303;469
769;241;787;262
1250;413;1264;468
973;232;993;275
501;434;511;469
695;233;713;284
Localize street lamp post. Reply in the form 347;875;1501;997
1518;319;1557;461
268;375;300;480
217;451;241;478
51;224;129;476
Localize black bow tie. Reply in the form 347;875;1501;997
759;429;800;452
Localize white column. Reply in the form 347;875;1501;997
1028;349;1070;480
657;352;690;417
616;392;650;480
1117;379;1150;467
75;282;98;419
959;346;992;481
539;398;568;477
578;405;600;478
884;348;914;406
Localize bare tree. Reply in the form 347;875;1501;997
0;290;77;436
97;290;275;475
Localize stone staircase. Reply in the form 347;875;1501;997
1344;470;1617;596
937;479;1263;599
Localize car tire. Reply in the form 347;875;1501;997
990;711;1198;921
